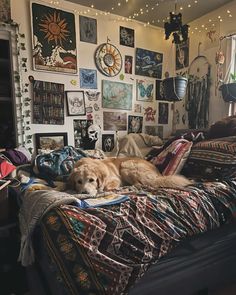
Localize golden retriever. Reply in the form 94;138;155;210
67;157;192;195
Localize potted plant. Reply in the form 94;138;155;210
162;74;188;101
219;73;236;102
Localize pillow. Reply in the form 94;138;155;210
182;136;236;179
150;139;193;175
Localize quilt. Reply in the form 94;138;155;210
31;179;236;295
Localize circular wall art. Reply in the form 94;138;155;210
94;43;122;77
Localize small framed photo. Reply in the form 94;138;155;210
35;132;68;154
66;91;86;116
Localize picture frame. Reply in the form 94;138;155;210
136;79;154;102
35;132;68;154
31;2;77;74
66;91;86;116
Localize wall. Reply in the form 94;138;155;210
175;0;236;131
10;0;174;153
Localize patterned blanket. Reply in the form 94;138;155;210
36;180;236;295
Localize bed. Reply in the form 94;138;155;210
17;134;236;295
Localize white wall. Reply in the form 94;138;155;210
11;0;173;152
175;0;236;130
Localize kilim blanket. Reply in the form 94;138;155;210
36;179;236;295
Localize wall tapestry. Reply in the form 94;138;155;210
136;79;154;102
158;102;169;124
124;55;133;74
31;2;77;74
95;43;122;77
74;119;93;149
103;111;127;131
0;0;10;22
102;80;132;110
120;26;134;47
102;134;115;152
66;91;85;116
79;15;97;44
32;80;64;124
128;115;143;133
176;39;189;71
135;48;163;79
79;68;97;89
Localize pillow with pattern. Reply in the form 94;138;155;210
150;139;193;175
182;136;236;180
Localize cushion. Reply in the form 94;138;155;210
182;136;236;180
150;139;193;175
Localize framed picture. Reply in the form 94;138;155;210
0;0;11;22
35;132;68;154
124;55;133;74
120;26;134;47
102;134;115;152
128;115;143;134
66;91;85;116
176;39;189;71
103;111;127;131
31;2;77;74
102;80;133;110
79;15;97;44
73;119;93;149
32;80;65;125
156;80;164;100
135;48;163;78
136;79;154;102
79;68;97;89
158;102;169;124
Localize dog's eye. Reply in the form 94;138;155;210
89;178;95;183
77;180;82;184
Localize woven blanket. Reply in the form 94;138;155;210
37;180;236;294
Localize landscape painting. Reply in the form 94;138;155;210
31;2;77;74
102;80;132;110
103;111;127;131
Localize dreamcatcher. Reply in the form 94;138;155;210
186;43;211;129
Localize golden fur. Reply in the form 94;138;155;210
67;157;192;195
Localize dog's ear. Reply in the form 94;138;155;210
67;169;77;190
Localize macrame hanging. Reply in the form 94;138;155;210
186;43;211;129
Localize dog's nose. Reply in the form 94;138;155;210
81;190;87;194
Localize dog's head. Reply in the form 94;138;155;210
67;158;107;195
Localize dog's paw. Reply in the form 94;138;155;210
27;184;50;192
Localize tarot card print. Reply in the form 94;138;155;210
31;2;77;74
80;68;97;89
158;102;169;124
79;15;97;44
128;115;143;133
120;26;134;47
102;134;115;152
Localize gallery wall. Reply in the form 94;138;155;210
10;0;174;153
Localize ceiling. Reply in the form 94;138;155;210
65;0;233;28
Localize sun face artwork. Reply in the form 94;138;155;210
31;2;77;74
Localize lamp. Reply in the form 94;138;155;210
164;12;189;44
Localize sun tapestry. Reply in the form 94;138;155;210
31;2;77;74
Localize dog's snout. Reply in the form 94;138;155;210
81;190;87;194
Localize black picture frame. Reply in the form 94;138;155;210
66;91;86;116
35;132;68;154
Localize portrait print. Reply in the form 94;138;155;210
124;55;133;74
79;15;97;44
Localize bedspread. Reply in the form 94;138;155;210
35;180;236;295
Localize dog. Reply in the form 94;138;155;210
67;157;192;195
